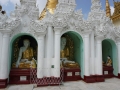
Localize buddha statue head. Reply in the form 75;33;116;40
61;37;67;50
107;56;110;59
23;39;30;47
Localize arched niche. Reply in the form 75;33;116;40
9;34;38;71
102;39;118;76
61;31;84;78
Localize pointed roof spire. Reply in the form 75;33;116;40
106;0;111;17
39;0;58;20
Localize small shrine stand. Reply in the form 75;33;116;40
63;68;81;81
103;66;114;78
9;69;30;84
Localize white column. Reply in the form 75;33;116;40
53;27;62;77
44;35;47;58
84;34;90;76
0;32;2;74
95;37;103;75
0;33;10;79
117;40;120;74
90;32;95;75
44;26;54;77
37;34;45;78
0;32;2;56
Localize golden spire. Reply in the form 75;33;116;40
39;0;58;20
111;1;120;21
106;0;111;17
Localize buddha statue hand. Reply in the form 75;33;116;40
21;59;28;63
30;58;37;68
16;61;19;68
106;56;112;66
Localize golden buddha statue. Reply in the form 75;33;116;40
106;56;112;66
39;0;58;20
22;47;33;60
12;39;37;68
60;37;79;68
60;37;70;59
31;58;37;68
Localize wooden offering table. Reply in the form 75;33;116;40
63;68;81;81
103;66;114;78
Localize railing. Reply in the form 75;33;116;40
30;68;64;86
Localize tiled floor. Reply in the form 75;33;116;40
3;78;120;90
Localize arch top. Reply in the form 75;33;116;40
61;30;83;41
102;39;117;47
10;33;37;44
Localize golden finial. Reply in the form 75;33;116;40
106;0;111;17
111;0;120;21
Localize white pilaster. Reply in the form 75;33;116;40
44;35;47;58
95;37;103;75
0;32;2;74
53;27;62;77
37;33;46;78
90;32;95;75
117;39;120;74
44;26;54;77
84;34;90;76
0;32;10;79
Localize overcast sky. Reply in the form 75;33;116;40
0;0;115;19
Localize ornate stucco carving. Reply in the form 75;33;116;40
114;26;120;38
111;2;120;21
0;0;119;42
30;20;47;38
87;0;119;41
0;10;21;31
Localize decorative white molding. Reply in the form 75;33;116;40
0;0;119;43
114;26;120;38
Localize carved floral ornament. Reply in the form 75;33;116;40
20;0;36;6
0;12;8;22
116;38;120;44
0;11;21;31
55;1;76;14
4;19;21;30
0;0;120;40
30;20;47;33
114;27;120;38
41;10;54;26
14;0;38;19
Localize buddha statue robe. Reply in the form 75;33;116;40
12;47;37;68
60;45;79;68
60;37;79;68
60;47;69;59
22;47;34;61
19;47;34;68
106;58;112;66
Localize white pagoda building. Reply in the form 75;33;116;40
0;0;120;88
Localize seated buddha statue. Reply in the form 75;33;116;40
106;56;112;66
60;37;69;59
60;37;79;68
13;39;37;68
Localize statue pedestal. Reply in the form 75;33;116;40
103;66;114;78
63;68;81;81
9;69;30;84
118;73;120;78
0;79;8;88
